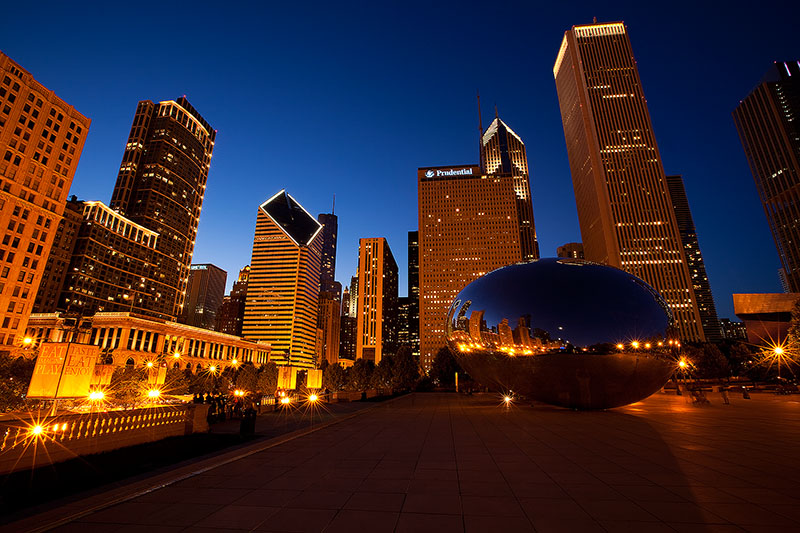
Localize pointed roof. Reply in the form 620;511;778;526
481;117;524;146
259;190;322;246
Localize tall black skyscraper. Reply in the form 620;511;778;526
181;264;227;330
317;212;337;286
408;231;420;358
110;97;215;319
734;61;800;291
666;175;722;342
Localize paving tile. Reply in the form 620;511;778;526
519;497;593;521
463;514;535;533
402;492;461;514
344;491;405;512
194;504;279;530
322;510;398;533
395;512;464;533
460;495;525;517
234;488;302;507
254;507;336;532
287;490;351;510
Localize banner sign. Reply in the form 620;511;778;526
307;369;323;389
27;343;100;398
278;366;297;390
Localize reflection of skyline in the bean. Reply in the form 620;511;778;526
445;259;679;409
447;258;676;355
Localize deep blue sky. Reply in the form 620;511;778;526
2;1;798;320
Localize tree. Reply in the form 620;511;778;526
323;363;346;391
345;359;374;391
429;347;460;388
109;366;147;409
372;354;395;389
392;346;420;391
257;362;278;394
694;343;731;381
235;363;259;392
164;366;190;395
0;354;36;412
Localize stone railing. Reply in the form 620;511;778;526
0;403;209;474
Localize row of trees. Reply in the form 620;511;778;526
321;346;422;392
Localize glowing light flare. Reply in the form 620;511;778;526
88;390;105;401
678;359;688;369
147;389;161;398
173;352;181;358
631;341;640;349
308;394;318;402
209;365;217;373
30;425;44;436
616;343;624;350
231;359;238;365
280;397;291;405
23;336;33;346
146;361;154;368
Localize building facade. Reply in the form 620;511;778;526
317;212;338;286
407;230;420;358
26;312;270;371
480;117;540;260
666;175;722;342
57;201;165;319
556;242;584;259
0;52;91;350
553;21;705;342
355;237;398;364
109;97;215;320
33;196;82;313
418;164;526;369
733;61;800;292
181;264;227;330
216;265;249;336
242;190;322;368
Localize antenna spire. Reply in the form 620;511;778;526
494;104;499;119
593;16;597;23
332;194;335;215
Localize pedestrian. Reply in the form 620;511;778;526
719;385;730;405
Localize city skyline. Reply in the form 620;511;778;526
2;3;798;321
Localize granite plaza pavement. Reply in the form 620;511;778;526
4;390;800;533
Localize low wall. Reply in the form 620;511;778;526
0;403;209;474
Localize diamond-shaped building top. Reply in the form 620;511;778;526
259;190;322;247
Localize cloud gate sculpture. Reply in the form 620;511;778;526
445;258;679;409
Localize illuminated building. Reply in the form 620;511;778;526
733;293;799;345
339;315;357;360
480;116;540;260
355;237;398;364
347;275;358;317
242;190;322;368
341;287;350;316
666;175;721;342
181;264;227;330
398;296;412;348
734;61;800;291
317;212;338;287
56;201;167;318
557;242;584;259
0;52;90;349
553;21;704;342
407;231;420;358
26;311;270;370
317;283;341;366
33;196;82;313
719;318;747;341
418;164;527;369
109;96;215;319
216;265;249;336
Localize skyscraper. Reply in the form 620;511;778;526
734;61;800;292
0;52;91;348
33;196;83;313
216;265;249;336
347;275;358;318
666;175;722;342
553;21;704;342
317;212;338;287
557;242;584;259
480;116;540;260
418;164;527;369
243;190;322;368
407;231;420;358
355;237;398;364
181;264;227;330
109;97;215;319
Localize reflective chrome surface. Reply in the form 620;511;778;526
446;258;678;409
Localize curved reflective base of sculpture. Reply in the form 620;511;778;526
446;258;679;410
452;351;675;410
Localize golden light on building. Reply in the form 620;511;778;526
0;52;91;348
243;190;322;369
355;238;398;365
553;21;704;342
